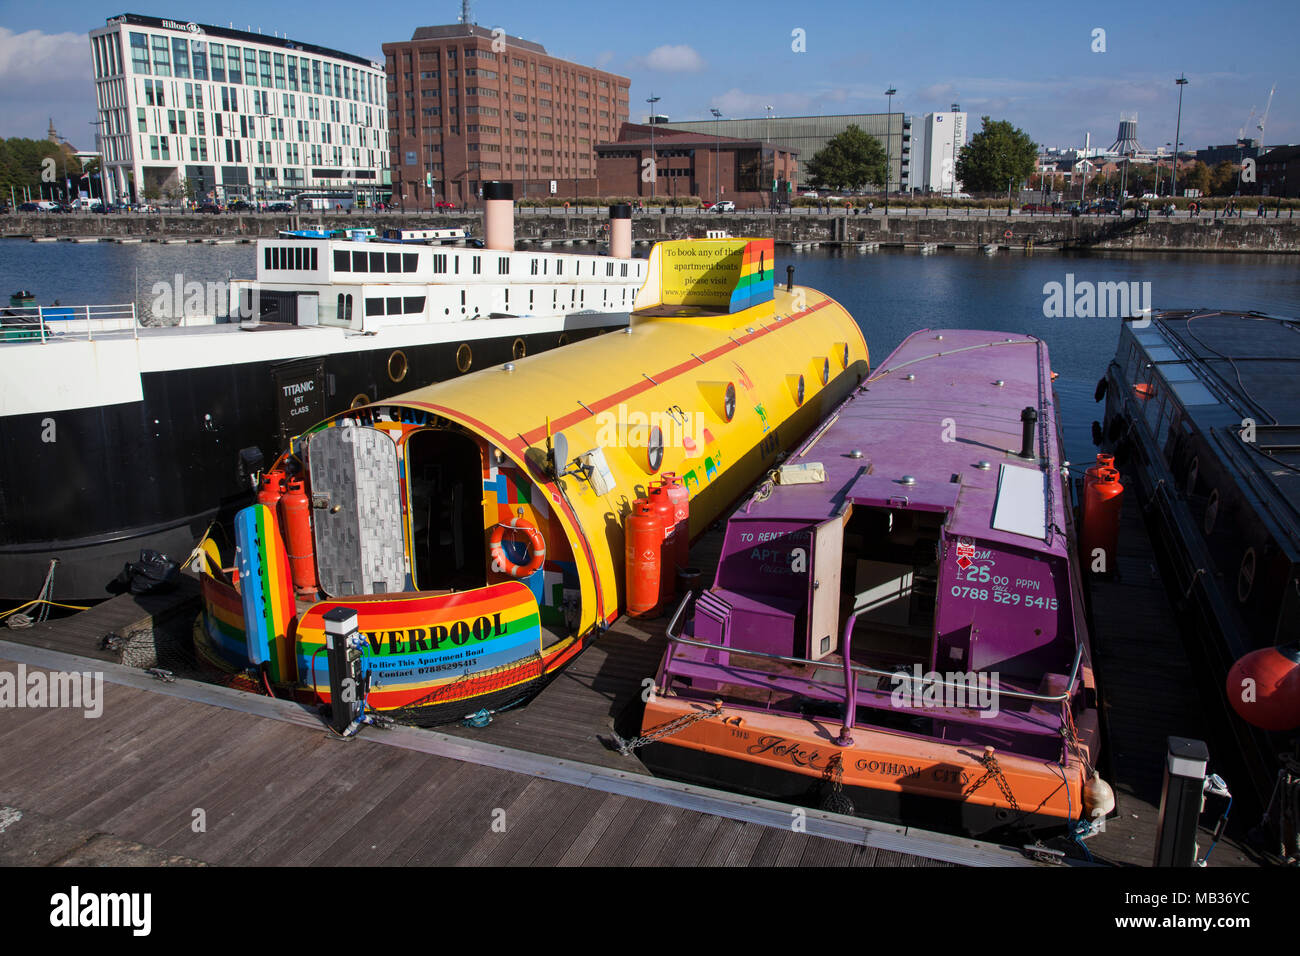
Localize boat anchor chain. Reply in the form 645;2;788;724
608;699;723;756
819;753;855;815
966;746;1021;814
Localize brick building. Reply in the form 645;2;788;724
595;123;798;209
1258;145;1300;198
383;24;629;208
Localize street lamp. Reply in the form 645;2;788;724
1172;75;1188;197
647;94;660;200
950;102;960;198
710;108;722;206
884;87;896;216
765;104;774;209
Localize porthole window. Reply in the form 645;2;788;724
512;337;526;360
350;393;369;409
796;375;805;406
456;343;472;372
841;343;850;369
387;350;408;383
821;357;830;385
723;382;736;422
558;333;570;347
647;425;664;473
1204;489;1219;535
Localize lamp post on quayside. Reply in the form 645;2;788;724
647;94;660;201
711;108;723;207
884;87;896;216
1172;75;1188;197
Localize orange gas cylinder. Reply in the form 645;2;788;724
660;472;691;570
278;476;318;598
626;499;664;618
647;483;679;599
257;469;287;509
1227;641;1300;731
1080;454;1115;524
1081;466;1123;574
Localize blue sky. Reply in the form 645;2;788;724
1;0;1295;153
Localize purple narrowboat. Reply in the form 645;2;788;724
637;328;1114;839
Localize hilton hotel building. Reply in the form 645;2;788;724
88;13;388;205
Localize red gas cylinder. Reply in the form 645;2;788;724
1081;454;1115;518
647;483;679;600
659;472;691;570
278;476;318;598
1226;641;1300;731
625;499;664;618
257;468;287;509
1081;466;1123;574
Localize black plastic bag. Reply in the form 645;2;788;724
109;549;181;595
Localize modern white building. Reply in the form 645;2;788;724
88;13;389;205
916;109;967;195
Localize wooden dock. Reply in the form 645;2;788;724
0;489;1265;867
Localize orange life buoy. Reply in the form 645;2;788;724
1004;229;1013;239
489;517;546;577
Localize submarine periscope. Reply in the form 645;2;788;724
197;237;870;726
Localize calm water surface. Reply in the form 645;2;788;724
4;238;1298;462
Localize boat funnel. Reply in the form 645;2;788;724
1019;406;1038;459
484;181;515;251
609;203;632;259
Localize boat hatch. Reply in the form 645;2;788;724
307;423;407;596
405;429;487;592
844;472;960;514
992;463;1047;540
1168;379;1220;407
272;359;325;446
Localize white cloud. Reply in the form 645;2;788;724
595;50;614;68
633;44;706;74
0;28;95;142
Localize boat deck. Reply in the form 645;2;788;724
0;487;1264;867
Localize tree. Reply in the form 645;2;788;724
805;125;888;191
1183;161;1211;197
1210;161;1239;196
955;116;1037;193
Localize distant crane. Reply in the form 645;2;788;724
1257;84;1276;143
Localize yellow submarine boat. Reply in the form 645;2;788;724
197;236;869;724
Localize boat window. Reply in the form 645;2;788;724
531;259;539;275
403;296;425;314
386;296;402;315
454;256;460;274
264;247;272;270
365;298;383;316
529;290;534;308
310;248;318;270
557;260;564;276
621;263;628;277
403;253;417;272
386;252;401;273
607;263;614;276
344;294;353;321
433;254;447;274
499;257;509;274
334;250;348;272
336;293;344;320
351;250;368;272
472;256;481;275
369;251;384;273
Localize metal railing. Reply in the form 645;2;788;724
662;591;1084;739
0;303;139;343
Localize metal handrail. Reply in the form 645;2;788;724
0;303;138;343
665;608;1083;705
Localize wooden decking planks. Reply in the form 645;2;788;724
0;656;953;867
1084;479;1256;867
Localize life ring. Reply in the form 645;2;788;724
1004;229;1013;240
1189;202;1199;216
602;222;610;233
489;517;546;577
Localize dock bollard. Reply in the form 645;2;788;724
1153;736;1209;866
323;607;362;734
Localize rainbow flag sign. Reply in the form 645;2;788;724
233;504;297;683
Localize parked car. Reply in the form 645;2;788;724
265;201;293;212
197;202;224;214
435;200;456;210
227;199;253;212
712;200;736;212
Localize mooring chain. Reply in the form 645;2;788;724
820;752;855;815
966;748;1021;814
610;700;723;756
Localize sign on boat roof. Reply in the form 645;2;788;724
633;238;775;322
